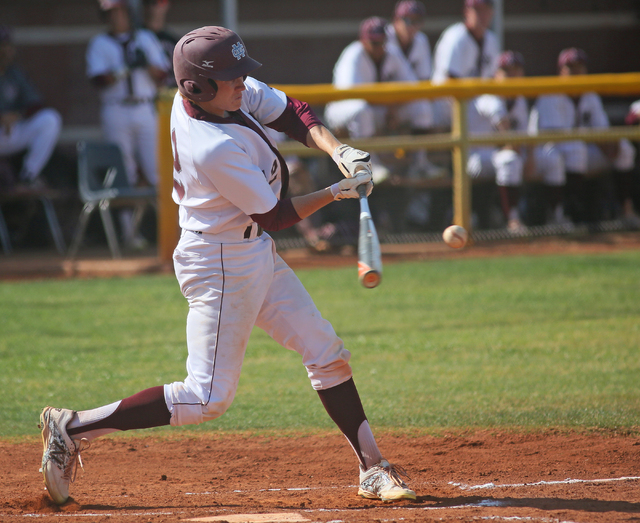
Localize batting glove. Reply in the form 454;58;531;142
332;144;372;178
330;171;373;200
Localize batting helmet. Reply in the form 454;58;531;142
173;26;262;103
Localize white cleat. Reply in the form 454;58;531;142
358;459;416;502
39;407;88;505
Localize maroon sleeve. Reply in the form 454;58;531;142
266;96;324;145
250;198;302;231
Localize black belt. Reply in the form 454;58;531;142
244;224;263;239
191;224;263;239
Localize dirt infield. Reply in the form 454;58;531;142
2;430;640;522
2;233;640;522
2;231;640;281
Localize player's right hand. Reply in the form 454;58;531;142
332;144;372;178
331;171;373;200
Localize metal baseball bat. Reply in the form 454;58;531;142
357;184;382;288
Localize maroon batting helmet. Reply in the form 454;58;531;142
173;26;262;102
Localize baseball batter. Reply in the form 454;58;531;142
431;0;500;130
529;47;637;224
40;26;415;506
86;0;170;246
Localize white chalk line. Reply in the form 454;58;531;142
451;475;640;491
16;476;634;519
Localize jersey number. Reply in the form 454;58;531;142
171;128;185;201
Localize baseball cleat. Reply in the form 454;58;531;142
39;407;89;505
358;459;416;502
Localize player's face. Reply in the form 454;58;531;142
465;4;494;33
396;16;424;42
495;64;524;79
108;6;130;34
197;76;246;116
362;38;386;63
560;61;588;76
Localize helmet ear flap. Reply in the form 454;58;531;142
180;79;216;101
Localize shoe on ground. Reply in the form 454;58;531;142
507;218;528;235
40;407;88;505
358;459;416;502
124;234;149;250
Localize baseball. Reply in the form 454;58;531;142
442;225;468;249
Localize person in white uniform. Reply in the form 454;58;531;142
40;26;416;506
467;51;530;232
86;0;171;248
431;0;500;131
324;16;433;183
529;47;638;225
0;25;62;189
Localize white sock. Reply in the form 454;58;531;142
357;420;383;469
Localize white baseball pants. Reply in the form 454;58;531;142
100;102;158;186
0;108;62;179
467;147;524;186
324;98;433;138
166;231;353;427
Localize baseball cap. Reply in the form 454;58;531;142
394;0;427;19
498;50;525;70
359;17;387;43
558;47;588;69
465;0;494;8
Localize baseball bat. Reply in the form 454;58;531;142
357;184;382;288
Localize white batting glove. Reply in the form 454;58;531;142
332;144;372;178
330;171;373;200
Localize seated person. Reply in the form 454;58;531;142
467;51;530;232
324;16;433;183
0;25;62;190
529;48;638;225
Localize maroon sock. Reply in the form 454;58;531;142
317;378;367;466
498;186;520;219
613;170;633;207
67;386;171;436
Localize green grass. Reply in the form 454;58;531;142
1;251;639;438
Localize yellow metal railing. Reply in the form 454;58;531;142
156;73;640;261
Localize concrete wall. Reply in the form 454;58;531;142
3;0;640;145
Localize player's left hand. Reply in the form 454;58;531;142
332;144;372;178
331;170;373;200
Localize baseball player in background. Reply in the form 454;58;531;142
0;25;62;190
40;26;416;506
529;48;639;225
431;0;500;131
86;0;171;248
385;0;446;182
142;0;178;88
324;16;433;183
467;51;530;232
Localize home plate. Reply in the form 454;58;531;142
184;513;309;522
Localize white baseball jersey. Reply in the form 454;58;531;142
325;40;432;136
331;40;418;87
166;77;353;427
385;25;432;80
170;77;286;238
530;92;635;176
466;95;528;185
431;22;500;83
470;94;529;135
86;29;170;104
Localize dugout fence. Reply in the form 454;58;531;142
156;73;640;262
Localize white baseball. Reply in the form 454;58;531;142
442;225;468;249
